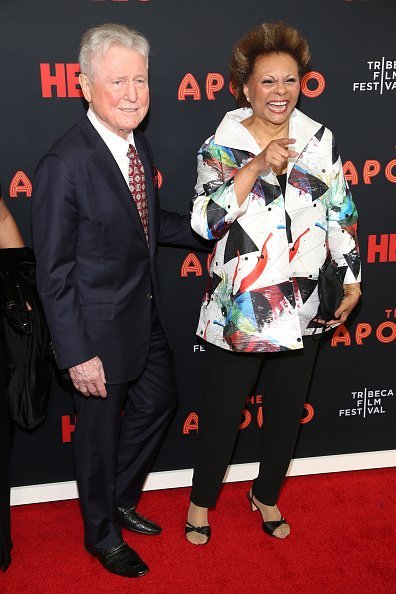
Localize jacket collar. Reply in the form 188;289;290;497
214;107;323;163
287;108;323;171
214;108;261;155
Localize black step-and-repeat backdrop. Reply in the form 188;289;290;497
1;0;395;490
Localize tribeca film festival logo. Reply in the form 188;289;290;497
339;388;394;418
353;58;396;93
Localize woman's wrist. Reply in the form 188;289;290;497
343;285;362;297
246;157;269;177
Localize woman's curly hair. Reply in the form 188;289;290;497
230;22;311;107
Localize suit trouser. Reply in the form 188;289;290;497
190;337;319;508
72;310;177;552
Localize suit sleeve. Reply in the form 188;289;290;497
159;210;212;250
31;154;96;369
137;130;211;251
327;139;361;284
190;139;250;240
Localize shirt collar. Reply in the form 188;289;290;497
87;108;135;157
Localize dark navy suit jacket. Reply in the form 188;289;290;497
32;115;201;383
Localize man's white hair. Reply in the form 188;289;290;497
79;23;150;80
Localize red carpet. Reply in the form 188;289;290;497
2;468;395;593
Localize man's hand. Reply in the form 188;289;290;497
69;356;107;398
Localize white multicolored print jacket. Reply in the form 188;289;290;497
191;107;361;353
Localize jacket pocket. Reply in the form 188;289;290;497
80;303;115;320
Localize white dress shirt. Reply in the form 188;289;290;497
87;108;135;186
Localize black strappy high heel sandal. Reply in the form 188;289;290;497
185;521;211;545
247;492;288;538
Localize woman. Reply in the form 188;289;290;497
0;191;51;571
0;194;24;571
186;22;361;544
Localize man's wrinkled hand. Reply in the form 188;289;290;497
69;356;107;398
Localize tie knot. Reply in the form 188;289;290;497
127;144;137;159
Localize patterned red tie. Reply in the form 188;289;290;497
127;144;149;242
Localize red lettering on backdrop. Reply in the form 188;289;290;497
40;63;67;98
376;321;396;343
363;160;381;184
66;63;83;97
183;412;199;434
9;171;32;197
388;234;396;261
331;325;352;347
331;321;396;346
300;71;325;98
179;71;325;100
367;234;388;263
300;403;314;424
153;166;163;189
40;63;83;98
178;74;201;101
183;402;313;434
229;81;236;97
343;161;359;185
385;159;396;183
355;323;372;345
239;409;251;429
367;234;396;263
62;415;76;442
181;253;203;277
206;73;224;100
343;160;396;185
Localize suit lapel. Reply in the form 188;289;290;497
79;117;148;243
134;132;157;255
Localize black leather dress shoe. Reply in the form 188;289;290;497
118;506;162;535
87;542;149;578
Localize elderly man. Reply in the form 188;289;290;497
32;24;204;578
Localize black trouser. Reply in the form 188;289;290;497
72;310;177;553
190;337;319;508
